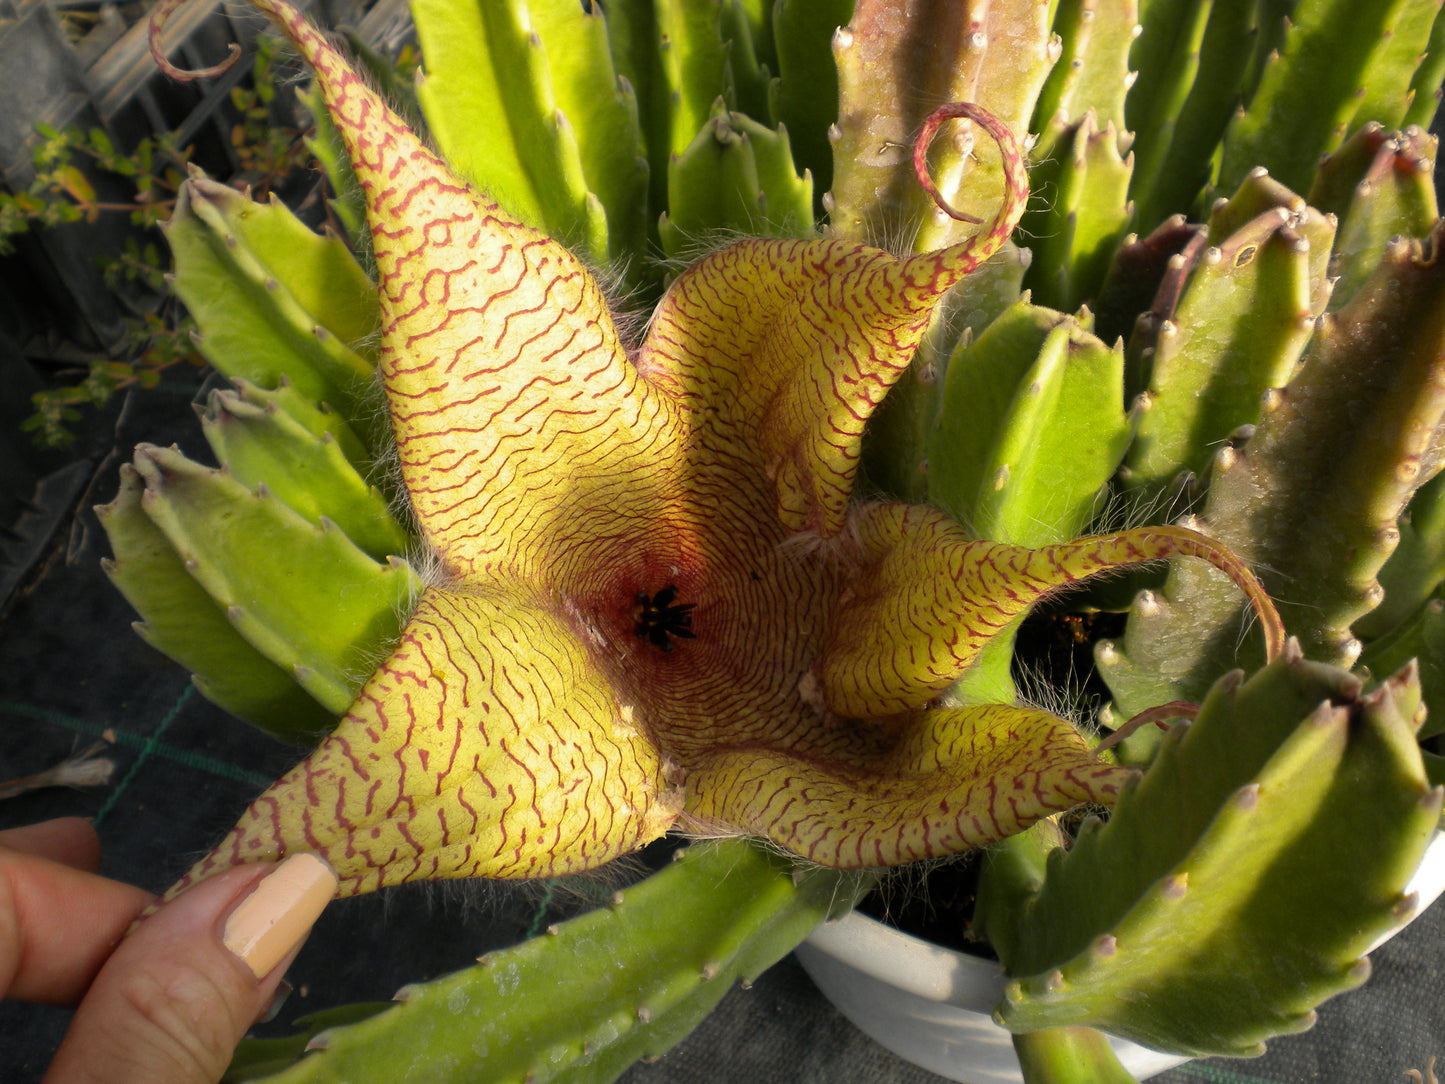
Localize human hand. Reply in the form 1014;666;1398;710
1;818;336;1083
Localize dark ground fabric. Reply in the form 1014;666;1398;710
2;377;1444;1083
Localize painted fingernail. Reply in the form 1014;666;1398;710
222;853;337;979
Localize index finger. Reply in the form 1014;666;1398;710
0;828;154;1005
0;817;104;871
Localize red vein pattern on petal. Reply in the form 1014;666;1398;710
816;505;1285;719
141;0;1270;897
223;0;680;581
685;703;1133;867
635;105;1027;539
167;586;683;897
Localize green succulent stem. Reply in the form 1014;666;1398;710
981;826;1145;1083
1012;1027;1142;1084
230;840;872;1082
984;649;1440;1056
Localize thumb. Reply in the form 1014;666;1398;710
44;853;336;1084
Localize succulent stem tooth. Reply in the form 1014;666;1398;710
1159;872;1189;900
1392;892;1420;923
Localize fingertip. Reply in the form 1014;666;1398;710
0;817;102;871
46;856;334;1084
0;847;153;1004
222;853;337;980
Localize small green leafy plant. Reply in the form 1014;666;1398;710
8;34;330;446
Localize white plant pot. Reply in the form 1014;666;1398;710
795;832;1445;1084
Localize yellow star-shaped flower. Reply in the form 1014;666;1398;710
152;0;1283;898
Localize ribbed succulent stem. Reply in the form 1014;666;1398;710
982;648;1441;1056
828;0;1052;250
1126;0;1253;231
928;298;1130;546
1217;0;1438;197
1012;1027;1143;1084
230;840;871;1082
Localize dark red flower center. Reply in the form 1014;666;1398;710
634;585;697;651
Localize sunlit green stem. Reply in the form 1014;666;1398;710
1012;1026;1142;1084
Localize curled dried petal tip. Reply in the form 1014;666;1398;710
150;0;242;81
913;102;1022;224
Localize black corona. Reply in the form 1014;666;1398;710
634;586;696;651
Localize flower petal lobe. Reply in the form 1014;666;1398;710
169;586;683;896
686;704;1133;867
635;105;1028;538
155;0;674;579
817;506;1285;719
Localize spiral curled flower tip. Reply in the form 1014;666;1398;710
913;102;1026;225
1094;701;1200;756
1139;525;1288;663
149;0;243;82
